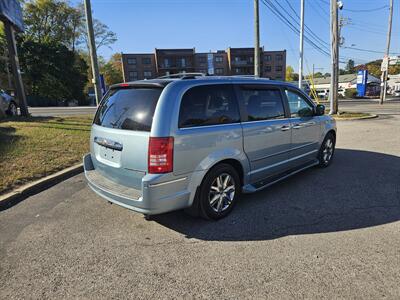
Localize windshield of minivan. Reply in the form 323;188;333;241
93;88;162;132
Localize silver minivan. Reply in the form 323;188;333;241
84;76;336;219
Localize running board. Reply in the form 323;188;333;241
242;160;319;193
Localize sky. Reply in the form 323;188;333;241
76;0;399;75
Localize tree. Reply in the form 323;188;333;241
23;0;79;48
79;16;117;51
22;0;116;52
313;72;324;78
101;53;123;86
285;65;299;82
19;40;88;105
345;59;355;74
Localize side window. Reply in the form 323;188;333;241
240;87;285;121
179;85;240;128
285;89;314;117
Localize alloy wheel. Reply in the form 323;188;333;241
208;173;235;213
322;138;334;164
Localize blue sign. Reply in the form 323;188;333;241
356;70;368;97
207;53;214;75
0;0;24;32
99;74;106;96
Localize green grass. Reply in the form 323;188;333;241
0;115;93;195
324;110;372;119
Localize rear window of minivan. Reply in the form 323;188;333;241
93;88;162;132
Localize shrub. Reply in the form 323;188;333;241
345;88;358;98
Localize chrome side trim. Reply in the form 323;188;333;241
249;149;318;175
148;177;187;187
251;142;318;163
178;123;241;131
243;160;319;193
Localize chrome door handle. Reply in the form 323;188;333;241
280;125;291;131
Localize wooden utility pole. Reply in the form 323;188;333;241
84;0;102;106
379;0;394;105
4;22;29;116
298;0;305;89
329;0;339;114
254;0;260;77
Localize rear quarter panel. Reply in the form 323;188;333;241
151;80;251;186
318;115;337;144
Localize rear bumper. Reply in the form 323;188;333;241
83;153;192;215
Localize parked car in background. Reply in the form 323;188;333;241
393;90;400;97
0;89;18;116
84;76;336;220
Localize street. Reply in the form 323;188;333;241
28;99;400;117
1;108;399;298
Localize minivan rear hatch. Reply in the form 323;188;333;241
90;83;164;189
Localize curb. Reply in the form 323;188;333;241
0;163;83;211
333;114;378;121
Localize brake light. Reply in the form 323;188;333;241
148;137;174;174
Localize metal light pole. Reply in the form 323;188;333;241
84;0;102;106
379;0;394;105
254;0;260;77
298;0;305;89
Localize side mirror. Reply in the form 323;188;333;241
315;104;325;116
298;107;314;118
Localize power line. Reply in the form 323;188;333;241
261;0;336;60
344;5;389;13
343;46;400;55
282;0;330;49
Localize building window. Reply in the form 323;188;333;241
215;56;223;63
215;68;224;75
179;58;186;67
199;56;206;63
143;71;152;78
142;57;151;64
129;71;138;80
234;56;241;62
265;55;272;62
275;66;283;72
249;56;254;63
276;54;283;61
164;58;170;68
265;65;272;72
235;68;241;74
127;58;136;65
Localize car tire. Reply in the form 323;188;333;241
198;163;241;220
7;101;18;116
318;132;335;168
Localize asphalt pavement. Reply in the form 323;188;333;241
1;108;399;298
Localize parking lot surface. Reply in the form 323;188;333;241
1;113;399;299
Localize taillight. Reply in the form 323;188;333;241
148;137;174;174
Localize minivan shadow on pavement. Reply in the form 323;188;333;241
152;149;400;241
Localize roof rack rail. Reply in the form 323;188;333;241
157;72;206;79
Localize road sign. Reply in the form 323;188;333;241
357;70;368;97
207;53;214;75
389;56;400;65
381;56;389;71
0;0;24;32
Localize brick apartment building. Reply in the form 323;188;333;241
121;47;286;81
